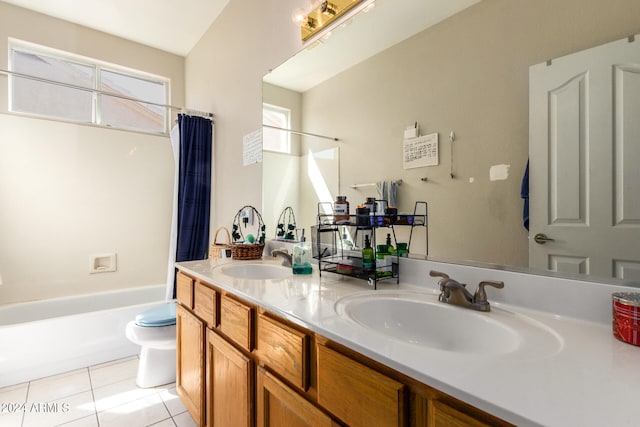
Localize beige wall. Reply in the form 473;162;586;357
0;2;185;304
188;0;640;267
185;0;302;236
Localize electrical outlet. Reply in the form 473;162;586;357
240;208;254;226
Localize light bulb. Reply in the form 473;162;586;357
291;8;306;26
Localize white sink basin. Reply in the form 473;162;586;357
335;291;563;358
219;263;291;280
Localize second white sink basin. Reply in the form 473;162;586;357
219;263;291;280
335;291;563;358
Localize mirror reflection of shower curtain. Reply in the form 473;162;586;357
166;115;213;300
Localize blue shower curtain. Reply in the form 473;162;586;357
175;114;212;264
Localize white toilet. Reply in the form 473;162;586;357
125;302;177;388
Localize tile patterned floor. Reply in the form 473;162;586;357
0;357;197;427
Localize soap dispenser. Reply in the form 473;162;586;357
362;235;374;271
292;230;312;274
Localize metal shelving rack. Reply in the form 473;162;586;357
314;201;427;289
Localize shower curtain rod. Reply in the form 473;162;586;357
263;124;339;141
0;68;214;119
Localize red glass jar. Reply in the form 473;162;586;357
612;292;640;346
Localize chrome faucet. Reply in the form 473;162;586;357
271;249;292;267
429;270;504;312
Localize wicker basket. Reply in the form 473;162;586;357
231;205;266;260
230;243;265;260
209;227;232;260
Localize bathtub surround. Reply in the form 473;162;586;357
0;1;184;305
0;285;165;388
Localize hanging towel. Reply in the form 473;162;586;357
388;180;398;207
376;180;398;211
520;160;529;231
376;181;388;203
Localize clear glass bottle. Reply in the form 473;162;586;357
334;196;350;223
292;230;312;274
362;235;374;271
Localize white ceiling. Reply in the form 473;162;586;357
2;0;230;56
3;0;479;84
264;0;479;92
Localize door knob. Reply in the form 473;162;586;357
534;233;555;244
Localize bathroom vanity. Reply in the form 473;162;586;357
175;257;640;427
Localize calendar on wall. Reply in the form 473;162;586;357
403;132;438;169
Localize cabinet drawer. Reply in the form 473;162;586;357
430;400;495;427
317;344;406;427
194;282;217;327
220;294;253;351
257;313;309;391
176;272;194;308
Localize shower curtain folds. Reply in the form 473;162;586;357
169;114;212;298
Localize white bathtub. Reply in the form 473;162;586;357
0;285;167;387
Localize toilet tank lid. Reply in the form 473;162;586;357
135;302;176;327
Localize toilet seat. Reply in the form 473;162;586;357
135;302;176;327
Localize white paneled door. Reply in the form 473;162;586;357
529;35;640;281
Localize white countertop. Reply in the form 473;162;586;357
177;257;640;427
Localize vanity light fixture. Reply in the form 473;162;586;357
292;0;373;42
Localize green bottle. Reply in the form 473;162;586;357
386;233;394;255
362;235;374;271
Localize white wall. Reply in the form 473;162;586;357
0;2;184;304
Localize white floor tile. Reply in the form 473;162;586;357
27;369;91;403
97;393;171;427
56;414;99;426
88;355;138;371
148;418;176;427
22;390;95;427
0;411;24;427
1;383;29;427
89;357;139;389
92;377;158;412
172;411;198;427
2;357;197;427
0;382;28;403
156;386;186;416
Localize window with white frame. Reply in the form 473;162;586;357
262;103;291;154
9;41;170;134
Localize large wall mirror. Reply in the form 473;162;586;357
262;0;640;287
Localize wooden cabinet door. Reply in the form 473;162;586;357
256;367;337;427
176;304;205;426
206;329;253;427
316;344;406;427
